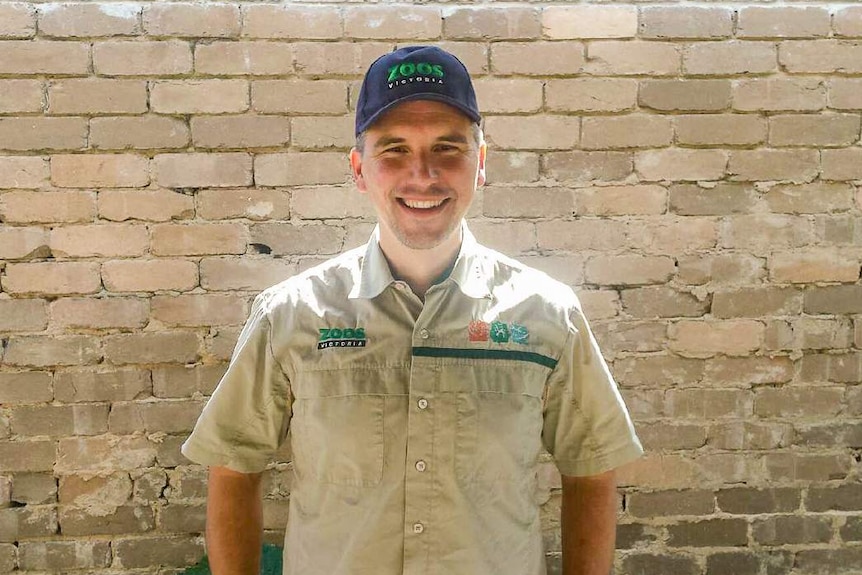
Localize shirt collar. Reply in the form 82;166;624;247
349;221;491;300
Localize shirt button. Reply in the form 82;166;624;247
415;460;427;472
394;281;407;290
413;522;424;534
419;328;430;339
418;398;428;410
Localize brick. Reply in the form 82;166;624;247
481;187;572;219
613;355;703;388
829;78;862;110
51;154;149;188
543;151;632;182
543;6;637;39
621;287;708;319
0;40;89;75
755;386;844;419
808;484;862;512
843;517;862;541
822;149;862;181
585;255;675;286
667;388;751;419
133;468;167;503
38;3;140;37
143;3;240;38
0;441;55;472
291;115;353;150
151;223;246;257
151;80;248;114
345;6;440;40
0;298;46;332
586;41;680;76
0;117;86;151
90;115;190;151
0;156;49;189
197;189;289;221
776;318;855;351
770;113;861;147
712;287;802;318
0;79;43;113
537;220;627;252
11;473;56;505
771;250;860;283
60;474;129;507
669;518;749;547
545;79;636;113
780;40;862;74
670;321;764;357
249;222;344;256
55;368;150;403
10;404;108;437
19;540;111;571
733;77;826;112
293;42;389;77
242;5;342;40
109;400;204;434
637;422;707;450
255;153;351;187
191;115;291;149
639;7;733;39
48;79;147;115
0;372;52;404
195;41;293;76
60;506;154;536
627;490;714;518
104;332;200;365
592;321;666;356
469;220;536;255
636;149;727;181
50;224;148;258
675;115;765;147
159;502;206;533
444;7;538;40
113;535;203;569
640;79;731;112
801;352;862;382
0;3;35;38
4;335;100;367
616;524;657;550
582;115;671;149
767;183;853;214
153;153;252;188
50;297;148;330
706;551;793;575
199;258;296;292
151;294;247;327
729;149;819;183
167;466;209;502
710;421;793;450
738;7;831;39
102;259;198;292
3;262;100;296
253;80;347;115
485;115;579;150
518;255;585;288
98;189;194;222
472;79;542;114
490;42;584;76
835;7;862;37
704;356;795;385
765;452;851;482
1;190;97;223
721;214;813;252
575;185;666;216
485;152;539;184
621;553;700;575
669;183;758;216
291;186;375;220
717;487;800;514
0;506;57;541
796;422;862;448
153;364;226;398
93;40;192;76
819;214;862;245
796;548;862;574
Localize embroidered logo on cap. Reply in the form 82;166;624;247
387;61;445;89
318;327;367;350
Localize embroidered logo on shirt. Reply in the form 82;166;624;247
468;321;530;345
318;327;367;350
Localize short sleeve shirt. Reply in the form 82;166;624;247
182;223;643;575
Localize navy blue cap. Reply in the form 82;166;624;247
355;45;481;136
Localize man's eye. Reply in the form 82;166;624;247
435;145;459;152
383;147;408;154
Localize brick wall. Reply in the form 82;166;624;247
0;2;860;573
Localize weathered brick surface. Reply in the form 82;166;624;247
0;4;860;573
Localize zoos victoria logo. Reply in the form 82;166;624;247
388;61;445;88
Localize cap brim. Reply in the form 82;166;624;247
356;92;481;135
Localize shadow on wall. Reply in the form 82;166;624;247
180;545;283;575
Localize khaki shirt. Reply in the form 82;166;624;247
182;223;643;575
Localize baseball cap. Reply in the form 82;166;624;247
355;45;481;136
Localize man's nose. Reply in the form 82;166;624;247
408;153;438;182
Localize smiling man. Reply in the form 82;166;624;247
182;46;643;575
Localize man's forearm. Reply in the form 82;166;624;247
206;466;264;575
560;470;618;575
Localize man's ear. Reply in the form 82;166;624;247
349;147;367;193
476;141;487;187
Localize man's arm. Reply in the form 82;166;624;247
206;465;264;575
560;470;618;575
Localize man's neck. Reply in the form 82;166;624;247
378;227;462;300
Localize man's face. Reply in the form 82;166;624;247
350;100;486;251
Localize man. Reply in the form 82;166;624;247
182;45;643;575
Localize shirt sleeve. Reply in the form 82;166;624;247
181;293;292;473
541;303;643;477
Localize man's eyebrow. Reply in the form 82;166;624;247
372;136;406;149
372;133;470;149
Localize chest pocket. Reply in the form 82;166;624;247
290;369;385;487
450;362;548;485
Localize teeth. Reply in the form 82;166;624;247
403;199;445;209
